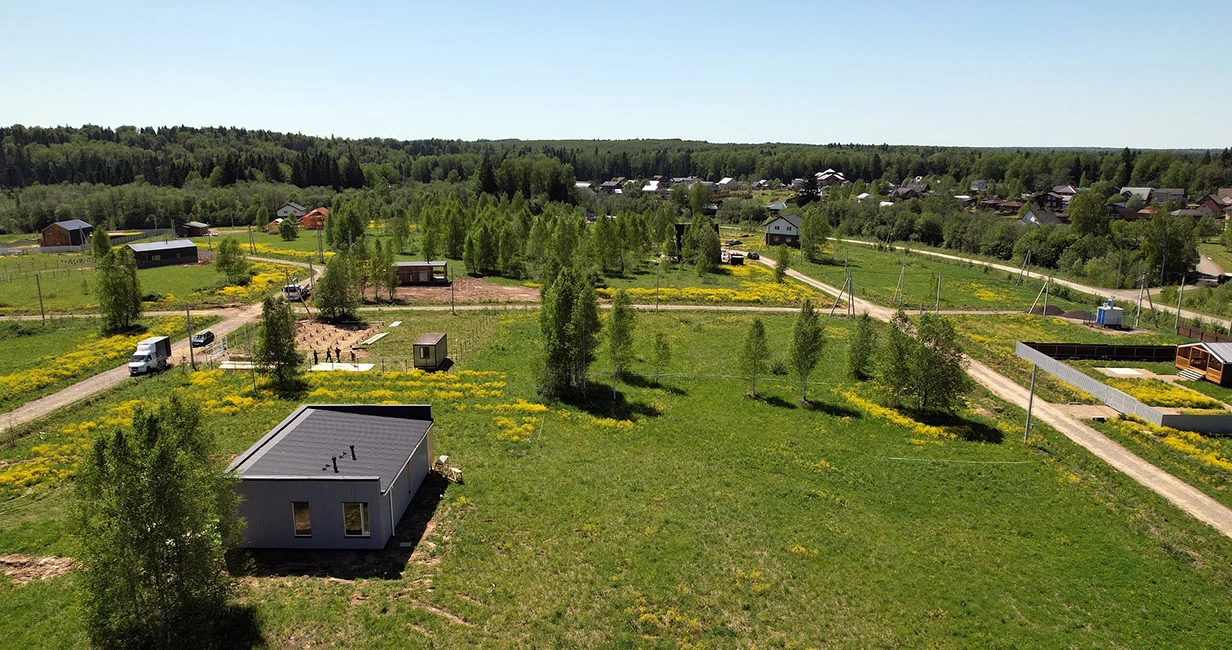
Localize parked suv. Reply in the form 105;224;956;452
191;330;215;347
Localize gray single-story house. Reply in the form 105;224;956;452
228;404;435;550
127;240;199;268
413;333;448;370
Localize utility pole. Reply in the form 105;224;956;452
317;227;324;263
1025;364;1037;444
35;272;46;326
186;309;195;369
1135;274;1145;328
247;224;256;254
1042;277;1051;316
1175;281;1185;332
934;272;942;313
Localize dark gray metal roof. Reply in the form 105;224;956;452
127;240;197;253
228;405;433;493
49;219;93;231
1180;342;1232;364
395;261;448;267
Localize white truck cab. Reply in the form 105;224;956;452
129;336;172;375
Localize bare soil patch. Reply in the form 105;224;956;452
0;554;73;585
391;277;538;305
294;320;382;358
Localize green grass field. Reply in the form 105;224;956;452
0;258;297;315
746;239;1100;312
2;311;1231;647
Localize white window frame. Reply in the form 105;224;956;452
343;502;370;537
292;501;312;537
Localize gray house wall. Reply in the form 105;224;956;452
236;477;389;550
389;431;431;527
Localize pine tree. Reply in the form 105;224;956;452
740;317;769;397
75;394;240;649
254;295;303;391
787;298;825;402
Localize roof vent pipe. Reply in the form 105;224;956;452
349;445;356;460
332;456;338;473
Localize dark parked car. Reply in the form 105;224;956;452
747;251;760;260
190;330;215;347
726;239;740;246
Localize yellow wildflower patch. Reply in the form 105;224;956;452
841;391;962;440
1105;378;1224;410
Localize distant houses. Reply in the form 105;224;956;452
40;219;93;247
1018;209;1067;226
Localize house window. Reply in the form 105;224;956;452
774;225;780;231
292;502;311;537
343;502;370;537
419;346;430;359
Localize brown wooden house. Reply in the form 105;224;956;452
394;261;449;285
1175;342;1232;386
40;219;93;247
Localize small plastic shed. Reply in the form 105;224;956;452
413;333;448;370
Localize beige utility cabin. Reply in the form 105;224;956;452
413;332;448;370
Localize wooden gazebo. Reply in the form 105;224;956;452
1175;342;1232;386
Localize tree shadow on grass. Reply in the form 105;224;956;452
803;400;862;418
917;411;1005;443
562;382;662;421
618;372;688;396
229;473;449;580
754;393;797;409
208;603;264;649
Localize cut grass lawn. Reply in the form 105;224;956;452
0;314;221;415
2;311;1232;647
0;258;297;315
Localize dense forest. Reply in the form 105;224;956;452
3;124;1231;296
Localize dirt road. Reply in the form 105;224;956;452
757;255;1232;538
0;303;260;434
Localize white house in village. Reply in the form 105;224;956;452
276;202;308;219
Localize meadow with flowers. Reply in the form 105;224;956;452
2;310;1231;648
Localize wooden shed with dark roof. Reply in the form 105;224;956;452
126;240;199;268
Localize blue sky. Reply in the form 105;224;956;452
3;0;1229;148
